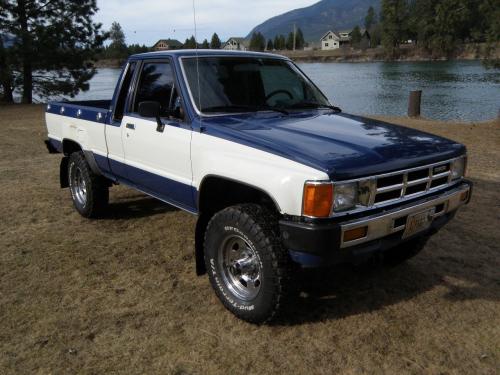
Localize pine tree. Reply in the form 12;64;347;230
351;26;363;47
266;39;274;51
201;39;209;49
273;36;280;50
210;33;221;49
0;0;105;103
365;6;377;30
108;22;127;59
381;0;410;56
249;32;265;51
296;28;305;49
286;32;294;50
183;36;197;49
0;35;14;102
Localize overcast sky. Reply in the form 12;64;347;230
95;0;317;46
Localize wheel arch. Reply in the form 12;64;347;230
194;174;282;276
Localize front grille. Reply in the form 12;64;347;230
372;161;452;205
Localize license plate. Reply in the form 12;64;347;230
402;208;435;239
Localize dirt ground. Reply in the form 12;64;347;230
0;104;499;375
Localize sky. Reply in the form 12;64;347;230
95;0;317;46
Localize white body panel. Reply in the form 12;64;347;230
121;116;193;186
46;112;107;156
191;131;329;215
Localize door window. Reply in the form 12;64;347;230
134;61;177;117
113;62;136;121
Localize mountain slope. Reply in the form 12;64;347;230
246;0;379;42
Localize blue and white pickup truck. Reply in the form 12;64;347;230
45;50;472;323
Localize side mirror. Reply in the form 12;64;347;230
138;101;164;132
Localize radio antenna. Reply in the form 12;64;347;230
192;0;203;120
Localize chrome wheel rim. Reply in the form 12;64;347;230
218;234;262;301
70;166;87;207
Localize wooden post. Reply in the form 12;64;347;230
408;90;422;118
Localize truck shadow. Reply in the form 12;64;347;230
102;196;179;220
274;255;499;326
274;263;436;325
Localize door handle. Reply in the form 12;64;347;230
126;123;135;130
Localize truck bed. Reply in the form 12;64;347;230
45;99;112;155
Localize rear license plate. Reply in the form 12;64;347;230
402;208;435;239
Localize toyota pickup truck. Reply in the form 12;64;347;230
45;50;472;323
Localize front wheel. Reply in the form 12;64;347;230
204;204;293;324
68;152;109;218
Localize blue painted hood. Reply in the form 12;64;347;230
202;111;466;180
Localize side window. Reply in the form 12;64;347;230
134;61;176;117
114;62;136;121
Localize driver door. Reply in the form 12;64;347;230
121;59;195;211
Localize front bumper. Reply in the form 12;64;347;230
279;181;472;266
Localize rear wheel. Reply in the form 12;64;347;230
204;204;293;324
68;152;109;218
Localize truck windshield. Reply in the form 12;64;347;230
182;56;331;115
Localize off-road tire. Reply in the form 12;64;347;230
68;151;109;218
384;235;429;266
204;204;293;324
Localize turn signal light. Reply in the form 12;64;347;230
303;182;333;217
343;226;368;242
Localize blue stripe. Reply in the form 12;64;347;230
94;153;198;214
48;137;63;152
46;103;109;124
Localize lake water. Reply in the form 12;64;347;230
73;60;499;121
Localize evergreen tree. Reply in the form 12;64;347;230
183;35;197;49
201;39;209;49
0;0;105;103
380;0;410;55
286;32;294;50
273;35;280;50
0;36;14;102
249;32;265;51
365;6;377;30
296;28;305;49
351;25;363;47
210;33;221;49
266;39;274;51
108;22;127;59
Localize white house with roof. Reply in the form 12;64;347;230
320;31;341;50
223;37;248;51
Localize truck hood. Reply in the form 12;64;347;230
202;111;466;180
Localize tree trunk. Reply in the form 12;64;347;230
18;0;33;104
1;76;14;103
0;40;14;103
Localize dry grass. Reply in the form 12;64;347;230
0;104;499;375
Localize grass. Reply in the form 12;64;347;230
0;104;499;375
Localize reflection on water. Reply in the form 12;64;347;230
70;60;498;121
299;60;499;121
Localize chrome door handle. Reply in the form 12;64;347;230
126;123;135;130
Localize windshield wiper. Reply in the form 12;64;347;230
203;104;289;115
286;101;342;113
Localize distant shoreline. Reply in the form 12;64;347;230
93;43;497;68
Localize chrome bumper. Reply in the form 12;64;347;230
340;182;471;248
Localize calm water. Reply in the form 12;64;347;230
73;60;499;121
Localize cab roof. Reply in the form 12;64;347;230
129;49;289;61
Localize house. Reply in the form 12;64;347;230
320;31;341;50
320;29;371;50
223;37;248;51
152;39;183;51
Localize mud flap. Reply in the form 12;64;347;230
60;157;69;188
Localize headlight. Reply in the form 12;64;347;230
451;157;466;180
333;182;358;212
